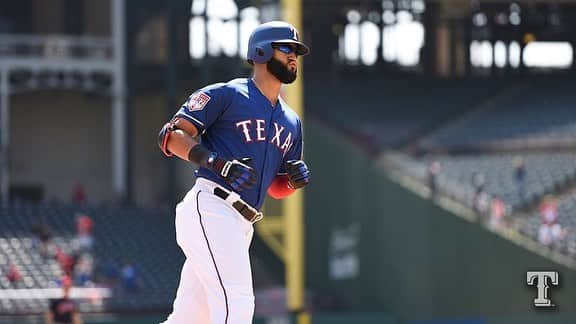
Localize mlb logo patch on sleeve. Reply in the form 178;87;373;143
187;92;211;112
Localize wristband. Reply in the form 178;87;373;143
187;144;212;167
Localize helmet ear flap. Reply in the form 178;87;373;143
252;44;273;64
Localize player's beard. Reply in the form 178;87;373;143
267;57;297;84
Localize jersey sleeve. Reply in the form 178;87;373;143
173;83;231;134
277;120;303;175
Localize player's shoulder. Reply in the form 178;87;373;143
195;78;248;96
224;78;250;95
278;98;302;123
226;77;249;87
194;81;229;94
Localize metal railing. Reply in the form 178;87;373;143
0;35;113;61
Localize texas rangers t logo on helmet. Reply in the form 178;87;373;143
291;27;299;40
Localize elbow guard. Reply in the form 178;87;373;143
268;175;296;199
158;119;178;157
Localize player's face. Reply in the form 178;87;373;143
274;44;298;71
267;44;299;84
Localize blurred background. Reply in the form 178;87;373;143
1;0;576;323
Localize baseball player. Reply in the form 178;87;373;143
158;21;311;324
44;276;82;324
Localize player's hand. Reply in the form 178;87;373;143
285;160;310;189
213;157;258;192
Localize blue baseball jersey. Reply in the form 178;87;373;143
173;78;303;210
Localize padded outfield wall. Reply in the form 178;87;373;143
304;120;576;323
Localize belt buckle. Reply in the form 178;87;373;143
250;212;263;224
217;186;262;224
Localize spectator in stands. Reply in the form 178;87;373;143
31;220;53;258
489;197;506;229
71;183;86;205
101;259;120;287
74;213;94;252
45;276;82;324
56;249;79;277
6;263;23;288
538;196;567;246
120;260;140;294
427;160;441;198
73;254;94;287
472;172;488;213
514;157;527;200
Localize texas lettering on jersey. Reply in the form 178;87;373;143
235;120;293;155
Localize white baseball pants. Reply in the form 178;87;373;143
161;178;255;324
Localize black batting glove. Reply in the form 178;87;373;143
208;155;258;192
188;145;257;192
285;160;310;189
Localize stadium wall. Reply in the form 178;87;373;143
11;92;114;202
10;92;173;206
305;120;576;322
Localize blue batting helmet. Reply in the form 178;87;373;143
247;21;310;64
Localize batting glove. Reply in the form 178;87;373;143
285;160;310;189
208;154;257;192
